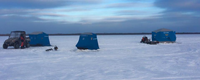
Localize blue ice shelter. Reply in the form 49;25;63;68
76;33;99;50
152;28;176;42
29;32;51;46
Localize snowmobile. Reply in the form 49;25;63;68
3;31;30;49
46;46;58;51
140;36;159;45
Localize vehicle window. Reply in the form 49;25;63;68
10;32;21;38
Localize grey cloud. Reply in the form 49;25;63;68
105;2;152;8
0;0;199;34
0;0;102;9
116;10;151;15
0;9;28;15
155;0;200;13
0;15;43;22
1;12;200;34
148;0;200;32
31;13;68;17
0;8;91;19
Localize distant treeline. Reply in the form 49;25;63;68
0;32;200;36
49;32;200;36
49;33;151;36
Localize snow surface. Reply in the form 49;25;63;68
0;35;200;80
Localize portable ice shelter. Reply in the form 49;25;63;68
76;33;99;50
152;28;176;42
29;32;51;46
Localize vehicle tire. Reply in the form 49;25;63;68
3;44;8;49
14;42;20;49
26;42;30;48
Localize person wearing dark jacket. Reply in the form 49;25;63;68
20;34;25;49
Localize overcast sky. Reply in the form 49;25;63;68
0;0;199;34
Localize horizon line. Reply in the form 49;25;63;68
0;32;200;36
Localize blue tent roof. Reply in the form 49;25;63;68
76;33;99;50
153;28;173;32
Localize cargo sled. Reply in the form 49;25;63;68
140;36;159;45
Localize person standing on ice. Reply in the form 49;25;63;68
20;34;25;49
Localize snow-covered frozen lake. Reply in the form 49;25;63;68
0;35;200;80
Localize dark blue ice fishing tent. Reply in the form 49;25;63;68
76;33;99;50
29;32;51;46
152;28;176;42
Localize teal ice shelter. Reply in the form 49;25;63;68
29;32;51;46
76;33;99;50
152;28;176;42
